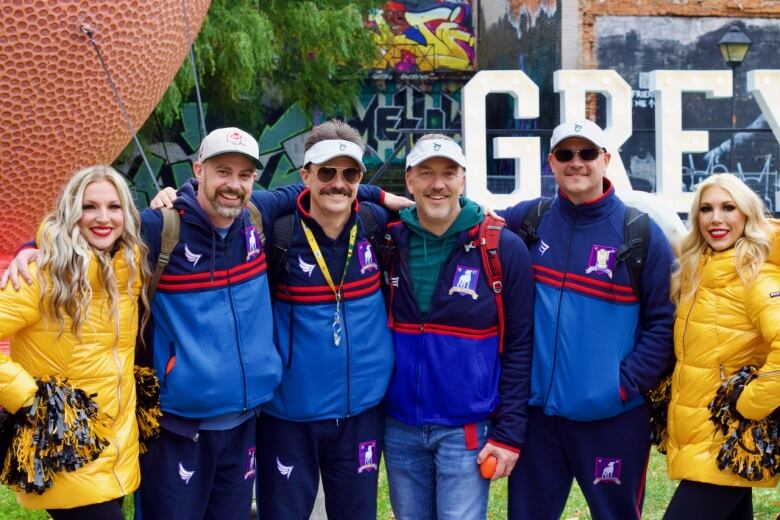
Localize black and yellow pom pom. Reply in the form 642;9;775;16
646;373;672;454
0;376;110;494
709;365;780;481
134;366;161;454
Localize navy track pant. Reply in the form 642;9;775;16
137;418;256;520
256;406;383;520
509;404;651;520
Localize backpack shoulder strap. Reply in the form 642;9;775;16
515;198;552;246
245;200;265;248
616;206;650;300
148;207;180;302
357;203;380;245
478;215;507;354
268;212;295;288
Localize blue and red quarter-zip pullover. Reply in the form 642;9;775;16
141;180;300;422
384;202;535;450
262;190;395;421
499;181;675;422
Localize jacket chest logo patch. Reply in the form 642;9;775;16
770;291;780;298
358;240;378;274
448;264;480;300
298;255;316;277
593;456;622;485
585;245;617;279
245;225;260;261
184;244;202;267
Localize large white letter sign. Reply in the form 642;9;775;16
461;70;540;209
554;70;633;192
650;70;732;212
748;70;780;145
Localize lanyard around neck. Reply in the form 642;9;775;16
300;219;358;301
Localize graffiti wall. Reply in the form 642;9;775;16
596;17;780;209
117;82;463;205
351;81;462;167
368;0;475;77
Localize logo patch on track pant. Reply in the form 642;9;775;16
357;440;378;473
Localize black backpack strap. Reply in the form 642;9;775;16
616;206;649;300
148;208;180;303
357;203;380;248
269;213;295;289
516;198;552;246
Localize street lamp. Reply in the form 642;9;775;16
718;25;752;173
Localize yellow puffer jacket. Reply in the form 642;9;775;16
0;246;142;509
666;244;780;488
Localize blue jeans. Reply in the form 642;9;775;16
384;415;491;520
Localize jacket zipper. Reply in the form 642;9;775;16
398;250;425;423
225;240;248;411
543;213;577;407
110;327;125;493
343;297;351;417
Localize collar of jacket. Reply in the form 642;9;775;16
699;247;740;288
555;178;619;223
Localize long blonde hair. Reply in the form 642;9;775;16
671;173;771;305
37;165;150;338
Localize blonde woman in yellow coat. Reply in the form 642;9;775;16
664;173;780;519
0;165;149;519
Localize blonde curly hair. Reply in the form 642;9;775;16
37;165;150;338
671;173;772;305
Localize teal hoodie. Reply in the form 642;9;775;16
399;197;483;318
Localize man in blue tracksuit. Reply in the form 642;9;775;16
500;120;675;520
255;120;395;519
382;135;535;519
136;127;303;520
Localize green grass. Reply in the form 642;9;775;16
1;451;777;519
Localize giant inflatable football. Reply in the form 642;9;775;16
0;1;210;255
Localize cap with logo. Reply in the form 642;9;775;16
303;139;366;172
198;127;261;166
550;119;608;151
405;138;467;170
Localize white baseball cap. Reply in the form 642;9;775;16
303;139;366;172
197;127;261;166
406;138;467;170
550;119;608;151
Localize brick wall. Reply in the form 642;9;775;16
580;0;780;68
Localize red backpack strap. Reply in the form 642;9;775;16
479;216;506;354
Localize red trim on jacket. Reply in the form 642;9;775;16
486;439;521;454
391;321;499;340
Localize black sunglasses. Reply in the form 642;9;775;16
314;165;362;184
553;148;603;162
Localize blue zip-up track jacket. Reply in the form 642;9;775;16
499;182;675;422
384;215;535;450
141;180;300;420
263;191;395;421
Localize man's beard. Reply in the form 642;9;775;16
208;186;247;219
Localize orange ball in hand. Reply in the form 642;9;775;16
480;454;497;479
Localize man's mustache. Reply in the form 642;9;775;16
320;187;353;196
